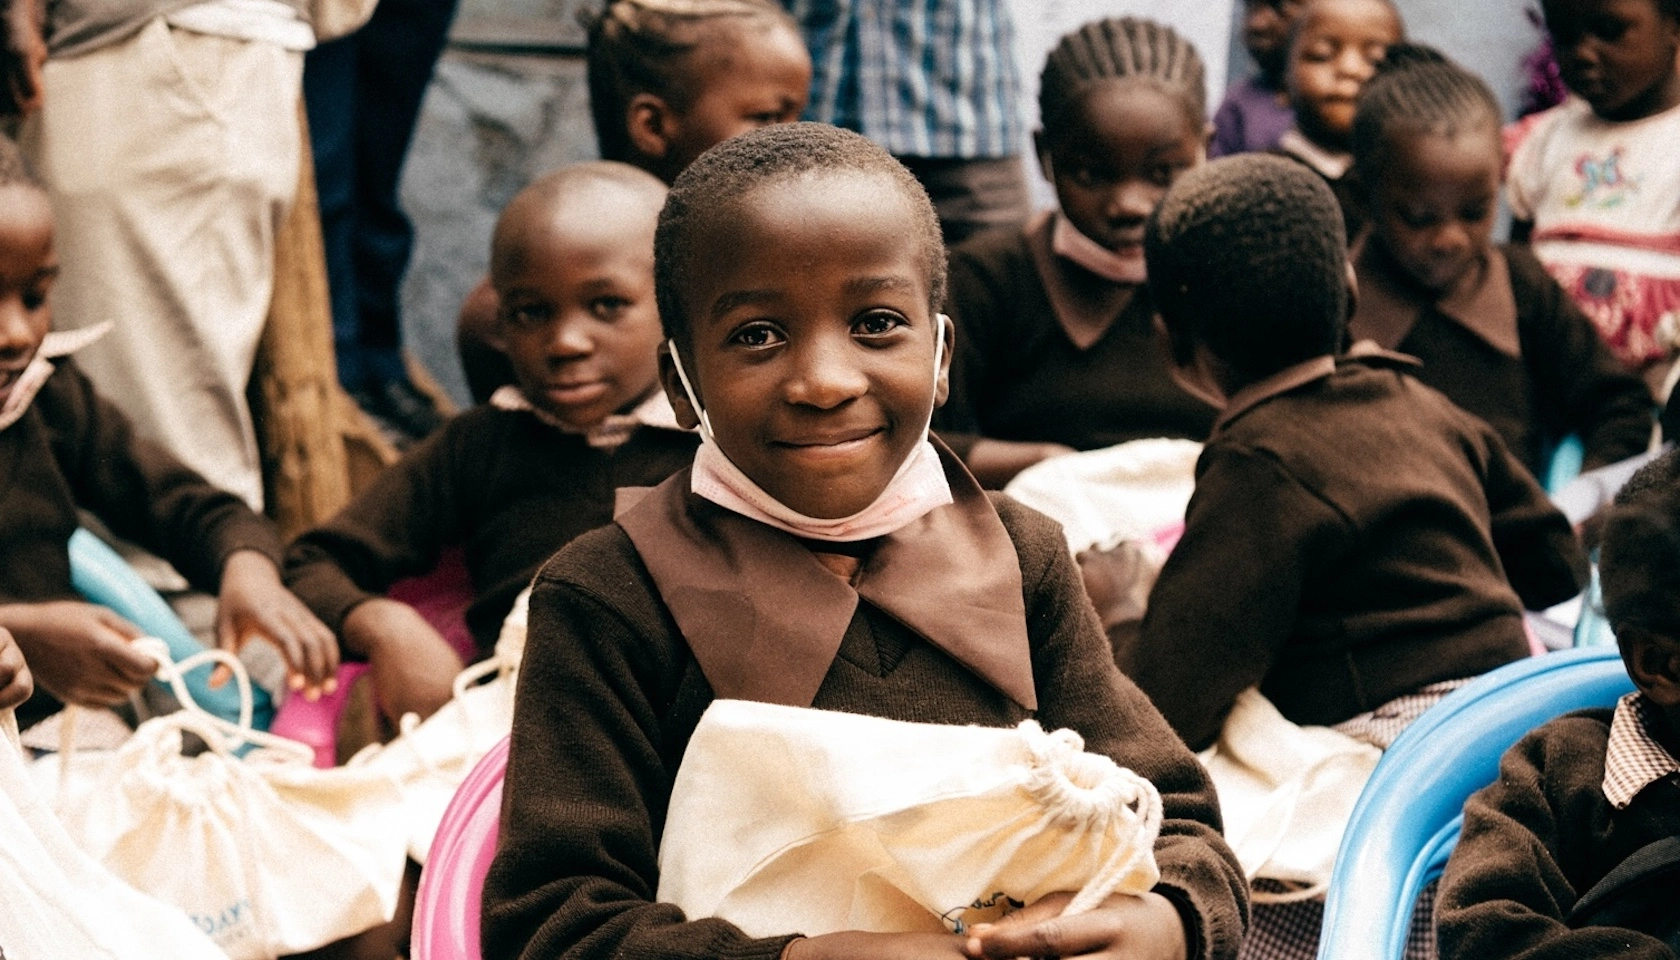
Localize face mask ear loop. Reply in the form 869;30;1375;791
666;339;713;441
924;313;948;443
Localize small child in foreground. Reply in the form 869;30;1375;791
1347;47;1653;476
937;18;1217;487
458;0;811;401
1508;0;1680;396
1211;0;1303;157
0;138;335;725
483;123;1247;960
1276;0;1404;239
285;162;697;723
1437;448;1680;958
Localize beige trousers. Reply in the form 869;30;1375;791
26;19;303;509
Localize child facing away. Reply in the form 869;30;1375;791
284;162;698;723
1122;153;1587;752
481;123;1248;960
935;18;1218;488
1507;0;1680;397
1347;47;1653;477
0;138;336;725
1275;0;1404;240
1437;448;1680;958
457;0;812;402
1210;0;1303;158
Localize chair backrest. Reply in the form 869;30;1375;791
67;527;274;728
411;735;510;960
1317;647;1634;960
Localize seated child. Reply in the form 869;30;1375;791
458;0;812;402
1275;0;1403;240
1123;154;1587;753
1507;0;1680;398
1437;448;1680;957
285;162;697;723
1348;47;1653;477
482;123;1248;960
0;138;335;725
936;18;1217;487
1211;0;1303;158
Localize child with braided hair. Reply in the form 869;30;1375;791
1347;45;1653;478
457;0;811;401
935;17;1218;487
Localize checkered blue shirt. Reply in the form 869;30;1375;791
781;0;1024;159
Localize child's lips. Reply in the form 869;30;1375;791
544;380;609;406
774;427;885;458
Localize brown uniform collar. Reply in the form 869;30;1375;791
1277;130;1352;180
1024;210;1138;351
1213;341;1420;434
1352;238;1521;359
615;438;1035;710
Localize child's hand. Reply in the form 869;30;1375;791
0;626;34;710
962;892;1187;960
0;601;155;706
786;931;971;960
217;550;339;699
343;598;463;723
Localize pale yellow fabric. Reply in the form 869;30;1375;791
24;18;302;508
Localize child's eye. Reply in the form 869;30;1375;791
1587;16;1629;42
730;323;784;349
853;312;907;338
1069;166;1112;189
1399;210;1440;229
23;290;47;311
590;296;631;320
505;303;552;330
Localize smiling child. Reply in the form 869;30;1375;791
937;18;1217;487
482;122;1247;960
285;162;697;723
1348;47;1652;476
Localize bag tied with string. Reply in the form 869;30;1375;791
34;638;409;960
656;699;1164;937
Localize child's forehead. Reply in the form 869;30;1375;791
1295;0;1401;39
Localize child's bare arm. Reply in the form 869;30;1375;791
217;549;339;698
341;597;461;722
0;601;154;707
0;625;34;710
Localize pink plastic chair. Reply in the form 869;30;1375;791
411;735;509;960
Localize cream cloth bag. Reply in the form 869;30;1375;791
34;639;409;960
0;708;229;960
657;700;1164;936
352;586;528;863
1196;689;1382;902
1003;439;1201;555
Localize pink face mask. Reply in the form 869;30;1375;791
1051;213;1147;285
666;314;953;542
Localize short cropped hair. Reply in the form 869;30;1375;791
1038;18;1207;138
491;160;666;272
584;0;798;164
1600;448;1680;638
1351;44;1502;182
1145;153;1347;382
654;122;945;347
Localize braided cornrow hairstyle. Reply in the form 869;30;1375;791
584;0;796;163
1351;43;1502;181
1038;17;1207;143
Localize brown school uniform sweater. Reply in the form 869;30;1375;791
1122;350;1587;750
481;454;1249;960
1;358;283;722
1436;707;1680;959
935;213;1217;456
284;404;698;657
1353;241;1652;476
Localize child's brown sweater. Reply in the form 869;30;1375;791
1123;351;1587;749
481;470;1249;960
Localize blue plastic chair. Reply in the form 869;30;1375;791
1316;647;1634;960
67;527;275;728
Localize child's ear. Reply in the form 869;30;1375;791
1626;632;1680;708
627;93;676;164
933;312;955;409
658;342;703;431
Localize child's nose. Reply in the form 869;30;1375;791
1105;180;1159;223
548;317;595;358
1336;48;1377;82
0;299;35;361
785;337;868;409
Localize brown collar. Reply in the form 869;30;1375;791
615;439;1035;710
1025;210;1137;351
1214;341;1420;433
1352;238;1521;359
1277;130;1352;180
